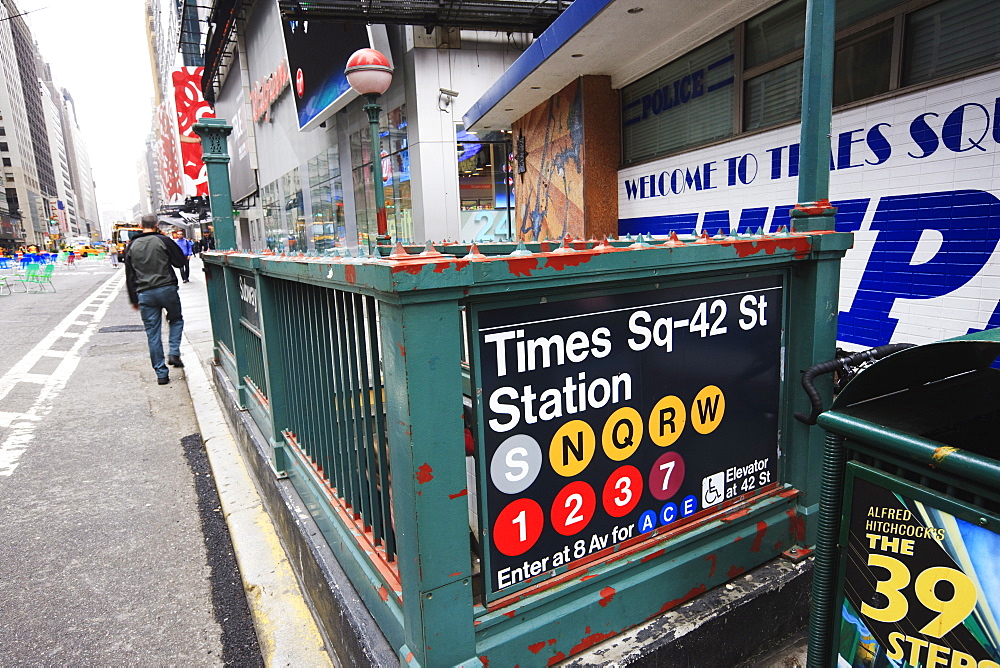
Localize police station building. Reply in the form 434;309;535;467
465;0;1000;352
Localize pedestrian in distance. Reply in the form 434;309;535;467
171;229;194;283
201;230;215;255
109;240;119;268
124;214;186;385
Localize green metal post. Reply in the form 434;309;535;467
793;0;837;232
193;118;237;250
379;300;477;667
364;94;390;246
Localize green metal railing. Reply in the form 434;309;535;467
203;230;852;666
271;279;396;561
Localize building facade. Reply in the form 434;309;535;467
142;0;214;216
467;0;1000;353
199;0;529;253
0;0;100;250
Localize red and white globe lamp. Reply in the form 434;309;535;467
346;48;394;244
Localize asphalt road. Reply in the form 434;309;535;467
0;259;262;665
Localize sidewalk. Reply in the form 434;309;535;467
180;256;334;667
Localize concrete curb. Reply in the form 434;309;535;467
180;336;334;667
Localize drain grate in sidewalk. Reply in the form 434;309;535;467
98;325;145;333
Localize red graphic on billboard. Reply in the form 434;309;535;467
158;98;183;204
172;67;215;197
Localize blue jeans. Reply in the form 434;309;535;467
138;285;184;379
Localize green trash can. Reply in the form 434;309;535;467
808;329;1000;668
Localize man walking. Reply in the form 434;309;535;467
172;229;194;283
125;214;187;385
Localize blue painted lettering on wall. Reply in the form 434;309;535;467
620;190;1000;349
623;54;735;127
623;97;1000;200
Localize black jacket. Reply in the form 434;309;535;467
124;232;186;305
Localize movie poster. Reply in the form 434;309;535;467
837;466;1000;667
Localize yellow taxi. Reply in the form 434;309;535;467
73;245;104;257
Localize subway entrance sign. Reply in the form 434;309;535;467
473;274;785;599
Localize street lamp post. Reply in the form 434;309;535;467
345;48;393;247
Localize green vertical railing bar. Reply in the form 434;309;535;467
314;286;335;489
237;322;266;401
204;261;234;362
328;289;352;503
256;273;289;474
366;295;394;557
225;266;250;407
334;289;361;512
302;285;320;474
344;293;374;524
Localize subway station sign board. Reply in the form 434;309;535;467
472;275;784;599
836;465;1000;667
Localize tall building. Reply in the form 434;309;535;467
60;91;101;241
143;0;212;211
0;0;44;248
0;0;100;250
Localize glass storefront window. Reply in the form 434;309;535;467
350;104;413;247
903;0;1000;86
457;126;513;242
261;179;283;252
744;59;803;132
281;168;305;253
307;147;345;251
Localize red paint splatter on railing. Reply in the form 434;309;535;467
416;463;434;484
705;553;717;577
546;652;567;666
751;521;768;552
721;237;812;260
641;548;665;563
544;253;594;271
598;586;616;607
570;628;618;655
528;641;546;655
787;509;806;542
390;262;425;275
728;565;746;579
344;264;357;285
651;584;707;618
449;488;468;499
506;257;539;277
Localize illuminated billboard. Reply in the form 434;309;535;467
281;20;389;131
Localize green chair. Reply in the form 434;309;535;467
35;263;55;292
14;263;53;293
0;274;18;295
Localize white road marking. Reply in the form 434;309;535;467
0;270;125;476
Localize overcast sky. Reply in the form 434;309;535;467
22;0;156;218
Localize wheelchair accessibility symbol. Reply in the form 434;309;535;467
702;472;725;507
